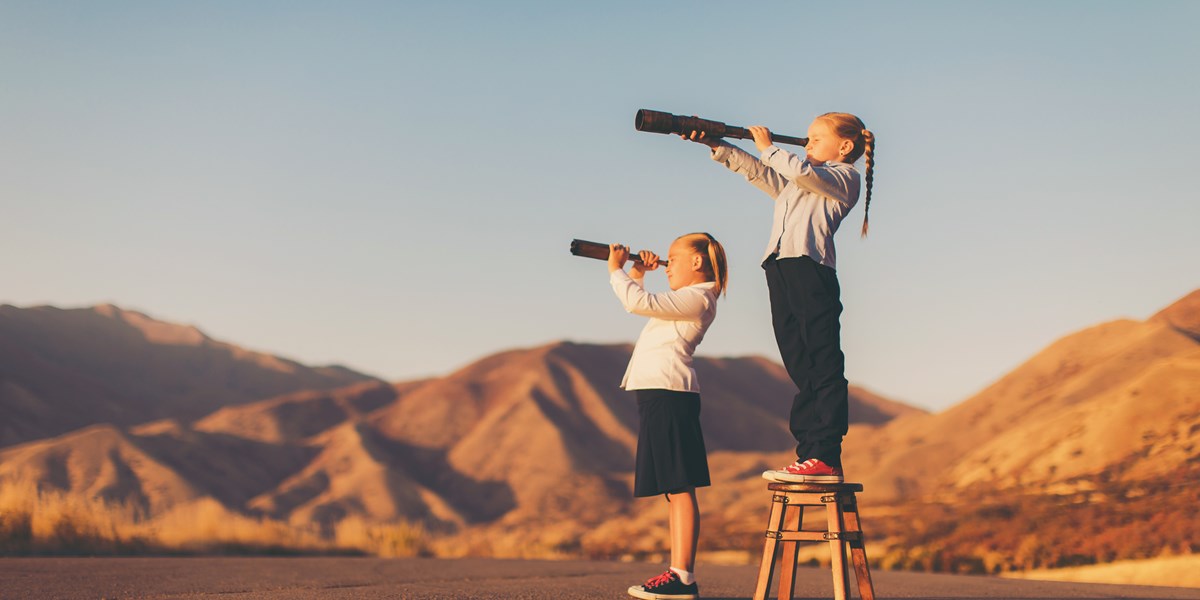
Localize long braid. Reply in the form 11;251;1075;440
860;129;874;238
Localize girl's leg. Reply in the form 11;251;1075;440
667;488;699;572
765;258;816;459
768;257;848;467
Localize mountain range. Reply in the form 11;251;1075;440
1;289;1197;563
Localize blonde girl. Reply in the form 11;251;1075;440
608;232;727;600
683;113;875;484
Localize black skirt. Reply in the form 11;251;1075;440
634;388;711;497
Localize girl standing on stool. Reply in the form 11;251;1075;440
681;113;875;484
607;233;727;600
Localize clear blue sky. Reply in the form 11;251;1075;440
3;1;1197;411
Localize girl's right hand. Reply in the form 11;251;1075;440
748;125;773;152
679;128;721;148
608;243;629;272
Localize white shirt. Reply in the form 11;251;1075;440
712;142;860;269
609;269;719;392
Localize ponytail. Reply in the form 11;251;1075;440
678;232;728;296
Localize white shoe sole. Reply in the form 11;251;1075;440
627;585;697;600
762;469;843;483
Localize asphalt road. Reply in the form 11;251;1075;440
2;557;1199;600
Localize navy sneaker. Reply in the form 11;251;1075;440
627;569;699;599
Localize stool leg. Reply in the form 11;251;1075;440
776;502;803;600
753;493;788;600
825;495;850;600
842;494;875;600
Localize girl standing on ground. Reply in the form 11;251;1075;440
608;233;727;600
681;113;875;484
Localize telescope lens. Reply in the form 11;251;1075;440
635;109;675;134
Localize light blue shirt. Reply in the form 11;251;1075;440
712;142;861;269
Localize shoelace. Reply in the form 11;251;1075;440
644;570;676;589
785;459;818;472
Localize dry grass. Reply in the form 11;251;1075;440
1004;553;1200;588
333;515;430;557
0;479;428;557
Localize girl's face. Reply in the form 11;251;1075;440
665;239;705;291
805;118;855;165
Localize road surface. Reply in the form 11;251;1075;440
2;557;1199;599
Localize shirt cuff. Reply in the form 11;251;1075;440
760;144;783;164
710;143;733;163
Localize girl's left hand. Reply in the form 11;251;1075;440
636;250;660;271
749;125;773;152
608;243;629;272
629;250;659;278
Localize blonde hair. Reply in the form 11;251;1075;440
818;112;875;237
676;232;728;296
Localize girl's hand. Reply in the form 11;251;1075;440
638;250;660;271
629;250;660;277
608;243;629;272
679;128;721;148
749;125;773;152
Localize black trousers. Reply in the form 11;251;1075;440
764;255;849;468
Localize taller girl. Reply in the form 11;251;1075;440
682;113;875;483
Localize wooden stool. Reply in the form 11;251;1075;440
752;482;875;600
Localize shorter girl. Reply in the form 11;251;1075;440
608;233;728;600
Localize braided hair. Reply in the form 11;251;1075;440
818;113;875;237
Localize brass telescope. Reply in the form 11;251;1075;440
635;109;809;148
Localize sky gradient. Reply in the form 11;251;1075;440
3;1;1198;410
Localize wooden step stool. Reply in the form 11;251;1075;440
753;482;875;600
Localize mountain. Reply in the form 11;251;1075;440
0;315;919;554
1151;288;1200;341
4;290;1197;571
843;289;1200;501
0;304;378;447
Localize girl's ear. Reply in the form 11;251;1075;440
691;253;704;272
839;138;855;158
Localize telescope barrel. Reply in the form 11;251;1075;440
635;109;808;148
570;239;668;267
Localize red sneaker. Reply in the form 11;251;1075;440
762;458;844;483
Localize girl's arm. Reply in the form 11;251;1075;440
681;130;787;199
759;145;860;206
610;270;710;321
711;143;790;199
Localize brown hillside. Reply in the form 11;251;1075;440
844;295;1200;501
194;380;400;444
0;424;204;515
1151;288;1200;341
0;304;377;448
0;336;918;548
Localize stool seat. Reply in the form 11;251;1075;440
766;482;863;493
753;481;874;600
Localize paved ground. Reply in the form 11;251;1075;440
2;557;1199;600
